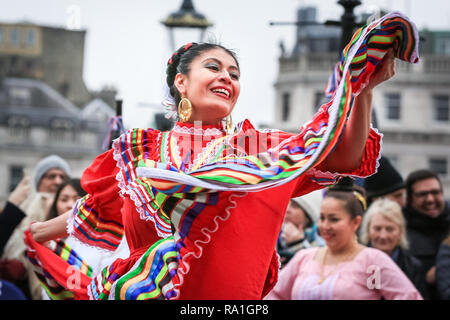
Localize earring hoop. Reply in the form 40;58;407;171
225;114;233;134
178;97;192;123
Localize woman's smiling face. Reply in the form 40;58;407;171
318;197;361;252
174;47;241;125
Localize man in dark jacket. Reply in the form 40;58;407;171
436;235;450;300
403;169;450;299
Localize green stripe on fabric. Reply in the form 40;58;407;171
369;34;396;43
42;285;74;300
114;237;173;300
136;250;178;300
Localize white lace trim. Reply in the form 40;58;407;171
172;123;225;136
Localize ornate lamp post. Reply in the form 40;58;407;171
328;0;362;52
161;0;213;51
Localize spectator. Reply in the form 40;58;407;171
363;156;405;208
0;154;70;299
436;234;450;300
35;178;129;300
403;169;450;299
278;190;325;267
266;178;422;300
0;174;31;256
360;198;428;298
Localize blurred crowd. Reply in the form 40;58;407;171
274;156;449;300
0;154;449;300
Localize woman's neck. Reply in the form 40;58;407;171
327;239;361;260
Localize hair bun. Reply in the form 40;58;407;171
166;42;198;87
329;176;355;192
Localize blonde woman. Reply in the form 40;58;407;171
360;198;428;298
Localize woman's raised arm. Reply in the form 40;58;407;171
30;210;71;243
324;48;396;173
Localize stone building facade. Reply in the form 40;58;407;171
0;22;116;205
272;7;450;200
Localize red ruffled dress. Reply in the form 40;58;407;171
25;118;381;300
24;11;419;300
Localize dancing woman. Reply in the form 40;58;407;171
26;12;419;300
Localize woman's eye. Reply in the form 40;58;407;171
230;73;240;80
206;64;219;71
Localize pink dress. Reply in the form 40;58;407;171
265;247;423;300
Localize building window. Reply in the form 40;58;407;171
281;92;291;122
7;115;31;138
10;28;20;45
26;29;36;47
437;36;450;56
385;93;401;120
433;95;449;122
49;118;75;142
429;158;448;176
9;165;24;192
314;91;325;113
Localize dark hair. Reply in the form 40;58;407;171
166;42;240;106
324;177;367;219
47;178;86;220
405;169;442;202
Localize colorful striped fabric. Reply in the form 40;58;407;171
88;237;178;300
25;232;93;300
71;195;124;251
325;11;419;97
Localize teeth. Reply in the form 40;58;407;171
212;88;230;97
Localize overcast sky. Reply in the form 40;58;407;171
1;0;450;129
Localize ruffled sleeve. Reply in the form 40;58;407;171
299;126;382;195
68;149;124;251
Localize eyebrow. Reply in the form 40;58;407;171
202;57;240;72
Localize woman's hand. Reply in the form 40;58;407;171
29;211;71;243
324;44;398;173
30;221;45;243
281;221;305;244
365;46;396;91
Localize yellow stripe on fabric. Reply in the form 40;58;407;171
194;169;262;184
191;136;228;171
304;137;322;148
169;134;181;170
369;34;397;43
80;264;89;275
351;52;367;63
60;247;70;261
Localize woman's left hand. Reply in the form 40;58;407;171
365;45;397;90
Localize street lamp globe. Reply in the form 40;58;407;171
161;0;213;51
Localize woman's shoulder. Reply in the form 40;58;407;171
358;246;386;257
357;246;397;265
290;247;321;264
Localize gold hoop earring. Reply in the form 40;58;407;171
178;97;192;123
226;114;233;134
